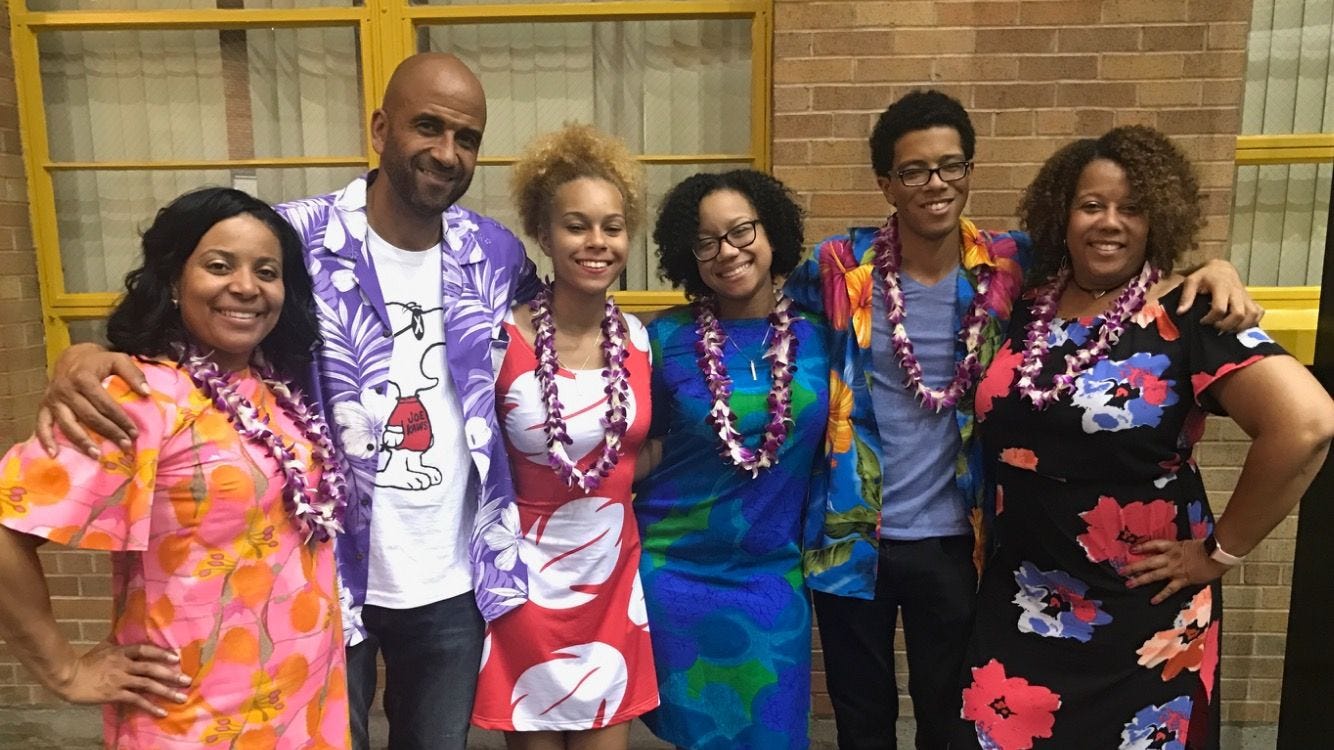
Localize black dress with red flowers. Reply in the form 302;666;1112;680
951;288;1284;750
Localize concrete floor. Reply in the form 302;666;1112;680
0;706;848;749
0;705;1280;749
0;704;1280;741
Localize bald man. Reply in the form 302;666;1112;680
38;53;539;750
284;52;539;750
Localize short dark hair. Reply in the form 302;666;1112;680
105;187;320;379
1019;125;1203;285
652;169;805;301
869;89;976;178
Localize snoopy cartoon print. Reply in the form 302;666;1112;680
377;300;447;491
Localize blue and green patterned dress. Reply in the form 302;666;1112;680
635;307;829;750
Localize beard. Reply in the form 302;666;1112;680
380;149;474;218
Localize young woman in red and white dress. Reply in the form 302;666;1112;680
471;124;657;750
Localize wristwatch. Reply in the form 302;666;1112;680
1203;533;1245;567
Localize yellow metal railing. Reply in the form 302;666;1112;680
1249;286;1320;365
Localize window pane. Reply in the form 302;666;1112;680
1230;163;1331;286
418;19;752;157
54;166;366;293
39;27;364;162
26;0;356;11
67;319;107;346
458;162;735;292
1242;0;1334;135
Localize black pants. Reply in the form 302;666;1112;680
346;592;486;750
813;535;977;750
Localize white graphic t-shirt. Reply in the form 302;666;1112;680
363;228;474;609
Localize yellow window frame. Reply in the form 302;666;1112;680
8;0;774;364
1231;133;1332;364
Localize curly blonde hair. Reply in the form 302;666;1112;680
510;123;645;242
1019;125;1203;285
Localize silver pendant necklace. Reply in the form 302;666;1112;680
725;326;774;381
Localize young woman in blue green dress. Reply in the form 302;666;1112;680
633;170;829;750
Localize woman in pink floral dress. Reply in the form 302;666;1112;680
0;188;349;749
470;125;658;749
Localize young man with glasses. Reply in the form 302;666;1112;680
784;89;1260;749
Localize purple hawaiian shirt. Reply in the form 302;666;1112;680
278;172;539;645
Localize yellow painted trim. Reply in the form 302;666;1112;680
1242;287;1320;365
1235;134;1334;165
1247;286;1320;306
50;292;122;310
475;153;752;167
10;15;70;365
611;290;686;312
46;157;368;171
358;13;380;165
1237;134;1334;149
405;1;765;23
15;8;366;30
751;0;772;170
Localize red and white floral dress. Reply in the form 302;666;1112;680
953;289;1285;750
471;312;658;732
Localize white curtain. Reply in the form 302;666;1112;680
423;19;751;290
38;0;361;293
1231;0;1334;286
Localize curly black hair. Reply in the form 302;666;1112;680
653;169;805;301
869;89;976;178
105;187;320;379
1019;125;1203;285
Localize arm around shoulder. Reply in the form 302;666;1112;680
38;344;148;457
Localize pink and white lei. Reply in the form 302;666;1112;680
177;345;346;543
1016;262;1162;409
529;283;631;493
692;292;798;477
871;215;995;412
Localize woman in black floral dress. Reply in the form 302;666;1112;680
951;126;1334;750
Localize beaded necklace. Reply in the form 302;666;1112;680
177;345;346;543
529;283;631;492
692;292;798;477
870;215;995;412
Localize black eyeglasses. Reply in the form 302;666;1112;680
693;219;760;261
894;161;973;187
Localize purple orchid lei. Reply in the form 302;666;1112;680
871;214;995;412
1016;262;1162;410
176;344;346;543
692;291;798;478
529;282;631;493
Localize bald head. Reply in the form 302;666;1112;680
370;53;489;233
381;52;486;127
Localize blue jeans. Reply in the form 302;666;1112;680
347;592;486;750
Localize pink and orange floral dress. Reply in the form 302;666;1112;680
0;359;348;749
954;289;1284;750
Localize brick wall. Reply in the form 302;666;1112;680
0;0;1302;730
771;0;1292;725
0;4;43;452
0;3;80;706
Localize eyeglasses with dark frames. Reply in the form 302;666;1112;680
693;219;760;261
894;160;973;187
